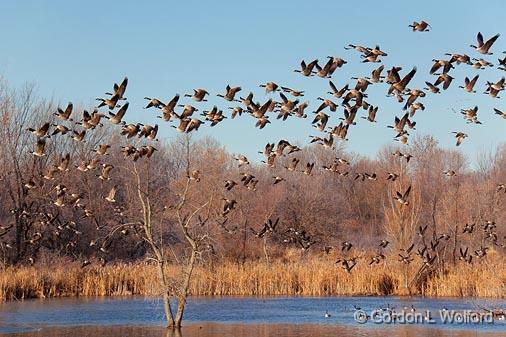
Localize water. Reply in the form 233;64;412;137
0;296;505;336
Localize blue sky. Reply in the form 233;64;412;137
1;0;505;163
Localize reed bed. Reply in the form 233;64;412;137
1;257;505;301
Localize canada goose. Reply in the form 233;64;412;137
460;106;481;124
158;94;180;121
352;77;372;92
324;311;331;318
328;81;348;98
315;58;335;78
222;198;237;216
452;131;468;146
186;118;205;133
105;76;128;99
341;241;353;251
185;88;209;102
94;144;110;156
239;92;254;106
398;253;413;264
379;240;389;248
234;154;249;167
71;130;86;142
459;75;479;93
281;86;304;97
107;102;129;124
361;52;381;63
359;105;377;123
98;164;114;180
388;67;417;95
474;246;489;258
272;176;285;185
293;101;308;118
54;191;65;207
408;102;425;117
327;56;347;73
445;53;472;65
261;153;276;167
32;139;46;157
144;97;165;109
498;184;506;193
336;258;357;273
96;93;121;109
189;170;201;182
344;44;370;53
56;154;70;172
369;253;385;265
51;124;70;136
463;223;475;234
429;59;454;74
470;32;500;55
79;110;104;129
259;82;279;93
424;81;440;94
433;73;453;90
121;123;141;138
224;180;237;191
105;186;117;203
315;97;337;113
255;116;271;129
285;158;300;171
387;113;409;134
444;170;456;177
27;122;50;138
366;65;384;83
240;173;255;186
394;185;412;206
386;172;399;181
294;59;319;76
138;124;158;140
217;85;241;101
409;20;430;32
172;118;191;133
54;102;73;121
229;106;247;119
303;162;315;175
472;58;494;69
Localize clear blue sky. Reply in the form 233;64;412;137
1;0;505;163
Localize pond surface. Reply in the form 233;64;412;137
0;296;505;336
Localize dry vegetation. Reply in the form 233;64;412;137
2;252;506;301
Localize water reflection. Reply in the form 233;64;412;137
2;324;505;337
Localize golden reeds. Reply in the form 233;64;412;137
1;255;505;301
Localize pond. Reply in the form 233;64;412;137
0;296;505;336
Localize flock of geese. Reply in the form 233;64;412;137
6;21;506;271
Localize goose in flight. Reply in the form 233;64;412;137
409;20;431;32
470;32;500;55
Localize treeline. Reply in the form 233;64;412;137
0;79;505;294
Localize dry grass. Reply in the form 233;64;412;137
1;254;505;301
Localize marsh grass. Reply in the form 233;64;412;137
1;255;505;301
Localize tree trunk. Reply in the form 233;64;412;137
174;248;197;327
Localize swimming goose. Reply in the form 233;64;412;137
217;85;241;101
470;32;500;54
185;89;209;102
